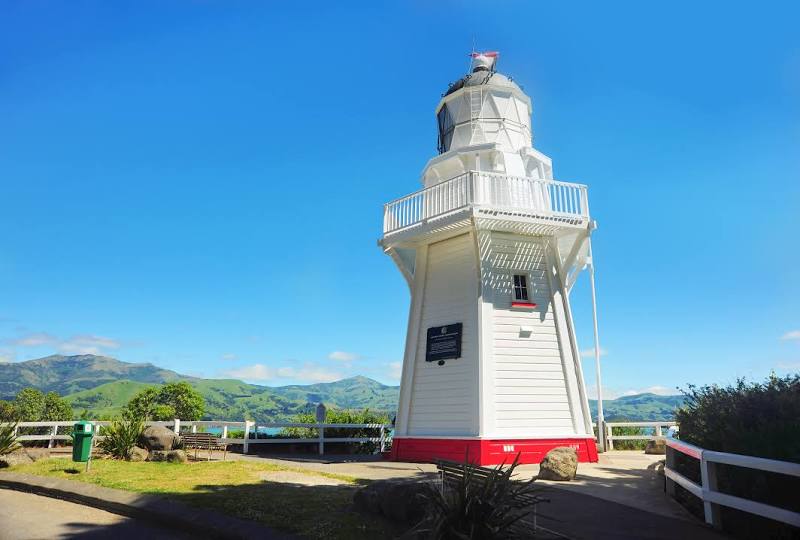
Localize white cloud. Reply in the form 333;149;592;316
8;332;120;355
388;361;402;382
588;385;677;400
619;385;675;397
580;347;608;359
0;349;15;363
10;332;58;347
775;360;800;371
222;363;275;381
221;363;344;384
58;335;121;355
328;351;360;362
221;353;238;361
781;330;800;341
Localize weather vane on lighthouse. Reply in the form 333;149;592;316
380;51;603;465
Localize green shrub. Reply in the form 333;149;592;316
675;375;800;539
676;374;800;462
609;424;648;450
99;417;145;459
413;456;543;539
123;382;204;421
0;423;20;456
281;408;390;453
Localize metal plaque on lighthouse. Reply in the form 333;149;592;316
425;323;462;362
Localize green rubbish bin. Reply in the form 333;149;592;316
72;421;94;462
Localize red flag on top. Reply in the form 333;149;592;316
470;51;499;58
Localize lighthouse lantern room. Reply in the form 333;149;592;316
380;52;600;465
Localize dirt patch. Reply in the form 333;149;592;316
258;470;350;486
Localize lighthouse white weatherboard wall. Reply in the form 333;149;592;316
380;52;599;465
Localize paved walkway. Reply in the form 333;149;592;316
236;451;726;539
238;451;691;521
0;488;189;540
0;473;293;540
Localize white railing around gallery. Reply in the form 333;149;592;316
665;436;800;529
4;419;393;456
604;421;677;450
382;171;589;234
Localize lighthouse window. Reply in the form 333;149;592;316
512;274;529;302
437;104;455;154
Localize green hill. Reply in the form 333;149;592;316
0;354;187;399
65;377;400;421
66;380;153;418
589;393;685;421
2;354;685;422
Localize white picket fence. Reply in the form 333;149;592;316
604;421;677;449
5;419;392;455
665;436;800;529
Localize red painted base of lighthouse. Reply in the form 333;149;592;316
390;437;598;465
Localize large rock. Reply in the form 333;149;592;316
645;439;666;455
0;448;50;468
166;450;187;463
538;446;578;481
0;450;33;468
139;425;179;451
128;446;148;462
354;479;428;525
25;448;51;462
147;450;169;462
147;449;188;463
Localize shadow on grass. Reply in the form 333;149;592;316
48;477;403;540
171;478;404;539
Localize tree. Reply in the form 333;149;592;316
123;382;204;421
0;400;15;422
123;387;160;420
14;388;46;421
43;391;73;421
160;382;204;420
11;388;72;422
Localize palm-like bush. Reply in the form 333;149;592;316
0;423;20;456
99;417;145;459
415;456;544;539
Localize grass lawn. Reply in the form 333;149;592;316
4;457;399;539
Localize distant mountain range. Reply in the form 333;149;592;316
0;355;684;421
0;355;399;421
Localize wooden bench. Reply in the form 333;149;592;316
181;432;228;461
436;459;557;537
436;459;545;507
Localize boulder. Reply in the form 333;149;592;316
147;450;170;462
24;448;51;462
128;446;148;462
166;450;187;463
353;485;383;515
146;449;188;463
538;446;578;481
139;426;179;451
354;479;427;525
645;439;666;455
0;449;33;468
0;447;51;468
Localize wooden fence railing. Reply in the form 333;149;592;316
604;421;677;449
3;419;393;456
665;436;800;529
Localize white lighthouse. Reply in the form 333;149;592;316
381;52;599;465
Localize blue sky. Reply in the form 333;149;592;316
1;2;798;398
